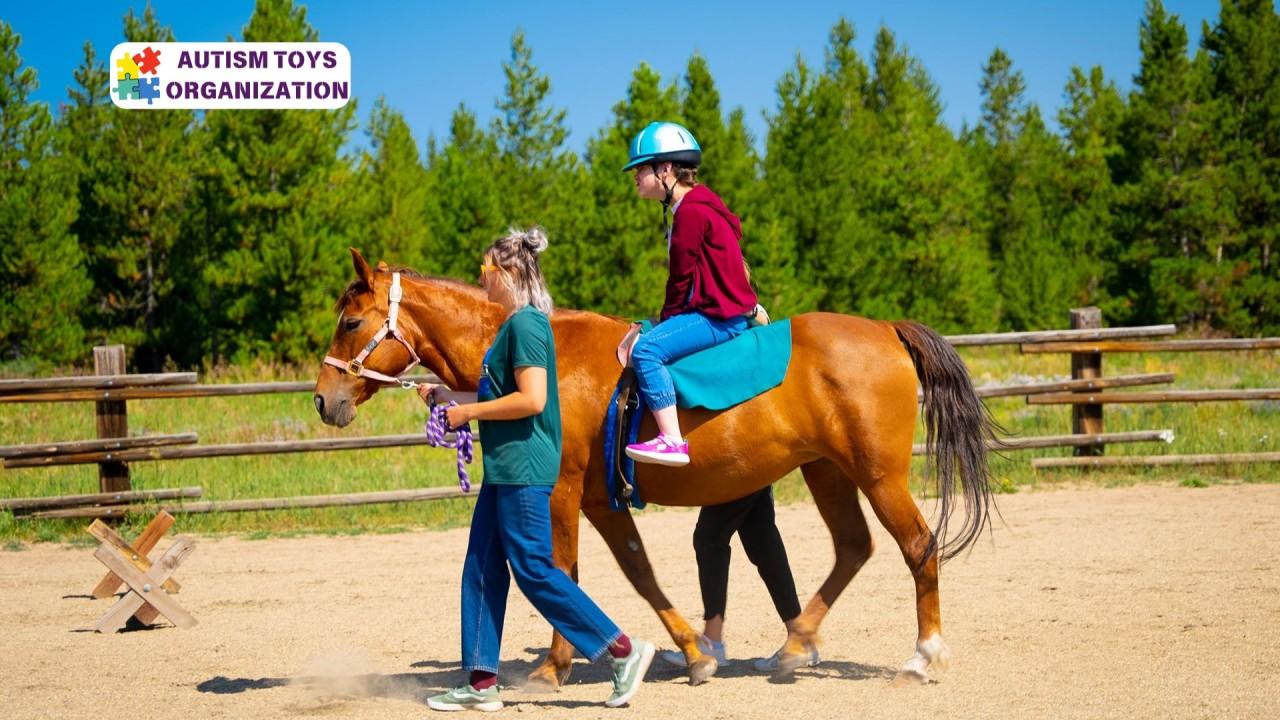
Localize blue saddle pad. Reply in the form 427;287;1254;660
602;320;792;511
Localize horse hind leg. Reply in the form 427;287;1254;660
776;459;875;675
845;456;952;685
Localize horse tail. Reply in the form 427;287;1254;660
893;320;999;563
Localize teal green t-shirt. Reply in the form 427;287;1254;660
477;305;562;486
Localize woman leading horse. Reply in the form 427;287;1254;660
314;244;996;687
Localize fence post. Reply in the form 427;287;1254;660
1069;307;1104;455
93;345;131;493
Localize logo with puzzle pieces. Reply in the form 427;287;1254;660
109;41;351;110
114;45;163;105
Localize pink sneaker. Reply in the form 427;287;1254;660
625;435;690;467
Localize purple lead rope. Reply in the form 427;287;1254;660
424;401;475;492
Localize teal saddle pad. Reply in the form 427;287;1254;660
602;318;793;511
663;318;793;409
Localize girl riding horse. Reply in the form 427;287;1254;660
623;121;814;676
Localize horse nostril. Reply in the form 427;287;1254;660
313;394;325;415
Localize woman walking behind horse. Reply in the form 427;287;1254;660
622;121;760;468
419;228;655;711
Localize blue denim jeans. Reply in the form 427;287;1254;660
631;312;749;410
461;483;622;672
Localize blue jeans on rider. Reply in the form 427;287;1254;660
461;483;622;673
631;311;749;411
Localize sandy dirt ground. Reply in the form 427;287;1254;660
1;483;1278;720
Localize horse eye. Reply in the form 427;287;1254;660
343;317;362;332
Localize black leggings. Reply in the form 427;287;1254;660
693;487;801;623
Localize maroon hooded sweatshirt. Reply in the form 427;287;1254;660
661;185;758;322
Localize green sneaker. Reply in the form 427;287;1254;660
427;684;503;712
605;639;655;708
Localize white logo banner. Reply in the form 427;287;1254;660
109;42;352;110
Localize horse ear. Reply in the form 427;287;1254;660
350;248;374;287
375;260;389;271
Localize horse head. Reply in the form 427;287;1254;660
314;248;498;427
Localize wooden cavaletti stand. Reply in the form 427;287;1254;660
85;510;197;632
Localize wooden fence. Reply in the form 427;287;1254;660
2;306;1277;519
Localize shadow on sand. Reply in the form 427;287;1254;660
197;647;895;710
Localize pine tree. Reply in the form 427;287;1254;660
488;30;593;308
1202;0;1280;334
1000;107;1074;329
680;53;758;210
580;63;682;317
63;41;112;340
194;0;359;363
0;21;91;365
424;105;503;280
73;7;200;369
760;19;870;315
754;54;820;317
859;27;997;331
493;30;567;172
971;48;1072;329
1116;0;1230;329
718;109;759;216
679;53;803;315
353;97;434;271
1058;65;1126;315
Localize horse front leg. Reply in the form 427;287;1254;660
582;506;713;685
525;481;582;691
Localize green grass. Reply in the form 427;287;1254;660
960;345;1280;490
1;347;1277;544
0;364;478;543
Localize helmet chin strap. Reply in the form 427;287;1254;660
652;161;675;236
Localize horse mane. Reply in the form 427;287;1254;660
335;266;486;311
336;265;627;328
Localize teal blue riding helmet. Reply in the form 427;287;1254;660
621;121;702;172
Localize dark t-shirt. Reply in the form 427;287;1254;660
477;306;561;486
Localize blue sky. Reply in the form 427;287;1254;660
7;1;1221;153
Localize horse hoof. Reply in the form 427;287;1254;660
773;652;810;678
891;668;933;687
522;675;558;693
773;657;800;678
689;656;718;686
523;666;567;693
930;648;952;674
773;640;820;679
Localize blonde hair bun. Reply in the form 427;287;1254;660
487;225;555;314
521;226;549;255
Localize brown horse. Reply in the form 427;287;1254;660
314;249;996;687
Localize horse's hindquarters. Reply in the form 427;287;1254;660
624;313;919;507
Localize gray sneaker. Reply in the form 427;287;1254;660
752;645;820;674
606;639;655;707
658;635;729;668
427;683;503;712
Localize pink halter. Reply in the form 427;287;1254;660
323;272;422;387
